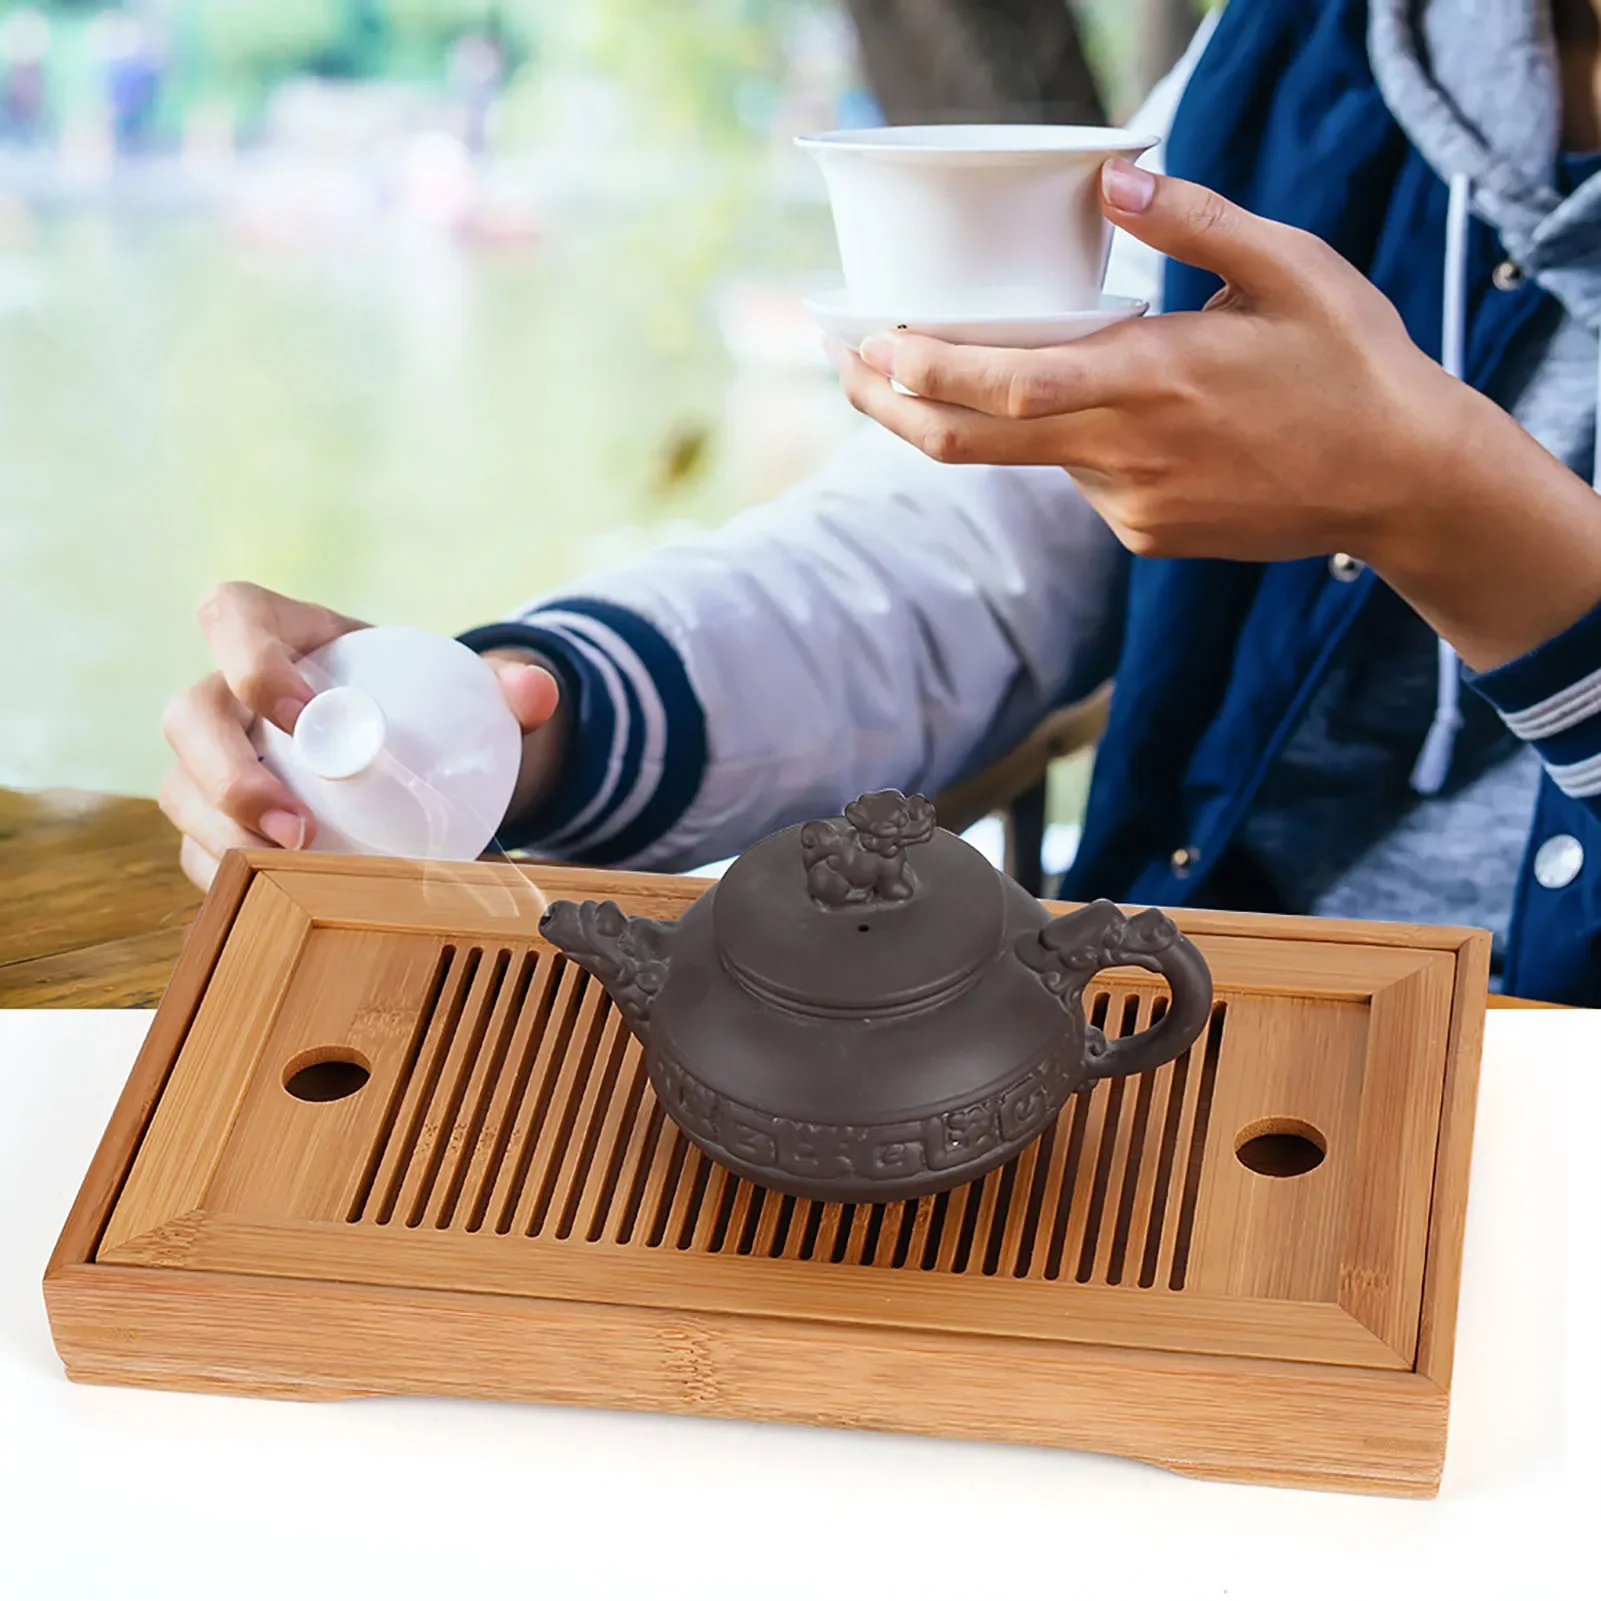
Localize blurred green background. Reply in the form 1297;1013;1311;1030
0;0;1191;817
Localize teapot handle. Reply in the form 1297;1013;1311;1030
1014;900;1214;1080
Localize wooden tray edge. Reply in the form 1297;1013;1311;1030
198;851;1500;952
1414;927;1491;1393
44;1260;1448;1498
45;850;259;1276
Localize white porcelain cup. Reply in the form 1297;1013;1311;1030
797;125;1158;319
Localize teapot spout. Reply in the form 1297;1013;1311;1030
538;899;677;1038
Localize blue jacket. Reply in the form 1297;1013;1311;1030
1060;0;1601;1004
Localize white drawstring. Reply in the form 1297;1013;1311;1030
1593;299;1601;493
1411;171;1473;795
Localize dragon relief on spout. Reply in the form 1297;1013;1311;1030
537;899;676;1037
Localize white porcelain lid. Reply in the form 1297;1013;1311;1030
252;626;523;861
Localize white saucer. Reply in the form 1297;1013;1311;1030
805;291;1148;351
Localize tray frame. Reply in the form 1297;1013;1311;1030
44;851;1490;1496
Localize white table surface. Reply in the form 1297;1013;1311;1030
1;1009;1596;1601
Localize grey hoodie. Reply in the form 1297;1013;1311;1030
1289;1;1601;955
1374;0;1601;336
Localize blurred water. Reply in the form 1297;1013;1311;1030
0;191;856;797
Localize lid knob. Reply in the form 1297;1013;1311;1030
293;685;387;780
712;791;1004;1019
800;789;936;908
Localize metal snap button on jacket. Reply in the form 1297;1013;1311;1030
1533;833;1584;889
1328;552;1365;582
1170;845;1200;877
1491;257;1525;290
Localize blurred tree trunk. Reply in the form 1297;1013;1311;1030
841;0;1106;126
1131;0;1199;104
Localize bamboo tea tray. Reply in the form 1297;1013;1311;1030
46;853;1489;1496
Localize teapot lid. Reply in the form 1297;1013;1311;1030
712;791;1005;1017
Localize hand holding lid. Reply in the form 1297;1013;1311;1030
253;627;524;861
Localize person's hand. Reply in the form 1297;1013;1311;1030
159;582;562;889
831;158;1468;566
831;158;1601;670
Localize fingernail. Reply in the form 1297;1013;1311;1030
261;809;307;851
1102;158;1156;214
504;662;557;717
858;334;900;374
274;694;311;732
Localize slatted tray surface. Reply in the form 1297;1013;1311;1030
46;854;1490;1496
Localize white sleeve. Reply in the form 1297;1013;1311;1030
516;427;1129;869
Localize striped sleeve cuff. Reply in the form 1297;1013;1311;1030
1470;597;1601;809
457;598;708;864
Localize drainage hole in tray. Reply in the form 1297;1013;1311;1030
284;1051;371;1104
1234;1117;1326;1177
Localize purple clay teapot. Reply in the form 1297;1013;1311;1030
539;789;1213;1205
